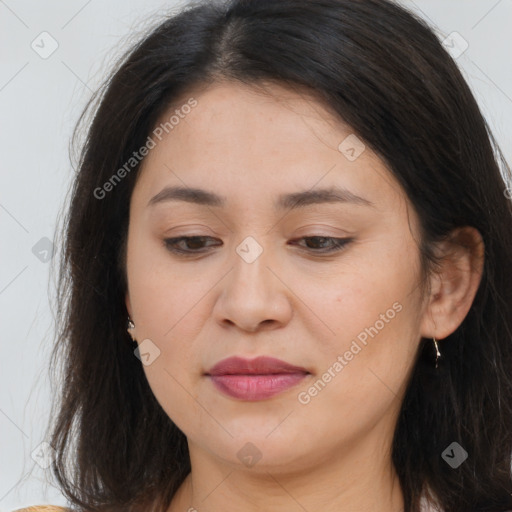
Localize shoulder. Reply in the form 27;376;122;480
11;506;70;512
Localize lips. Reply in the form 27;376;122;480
205;356;310;400
207;356;309;376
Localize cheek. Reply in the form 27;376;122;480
132;268;207;427
292;296;418;445
303;245;421;379
126;252;208;413
127;234;204;335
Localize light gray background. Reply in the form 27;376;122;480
1;1;511;510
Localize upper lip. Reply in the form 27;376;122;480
206;356;310;376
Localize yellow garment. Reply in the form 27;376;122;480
12;506;69;512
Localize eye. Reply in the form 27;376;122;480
163;236;220;255
163;235;353;256
290;236;353;254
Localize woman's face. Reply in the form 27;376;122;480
125;81;430;472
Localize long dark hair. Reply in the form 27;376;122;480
46;0;512;511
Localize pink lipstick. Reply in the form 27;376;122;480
205;356;310;400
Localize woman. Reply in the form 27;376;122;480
15;0;512;511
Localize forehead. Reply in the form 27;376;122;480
160;80;350;154
131;80;404;215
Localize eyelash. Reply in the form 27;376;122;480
163;235;353;256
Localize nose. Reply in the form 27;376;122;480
212;240;294;333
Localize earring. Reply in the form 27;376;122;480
127;316;136;341
433;336;441;369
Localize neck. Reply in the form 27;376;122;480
168;437;404;512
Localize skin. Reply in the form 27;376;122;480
124;80;484;512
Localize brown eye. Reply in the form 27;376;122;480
163;236;220;255
291;236;353;254
163;235;353;257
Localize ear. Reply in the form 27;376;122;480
419;226;485;340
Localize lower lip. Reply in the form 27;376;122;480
209;373;308;400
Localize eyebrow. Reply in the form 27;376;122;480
147;185;375;210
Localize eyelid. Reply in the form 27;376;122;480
162;234;353;256
290;235;353;253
